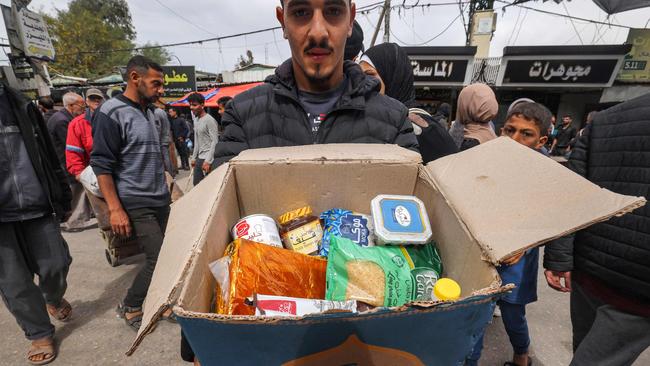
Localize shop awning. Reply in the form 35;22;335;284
169;82;262;107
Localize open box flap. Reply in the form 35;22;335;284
425;137;646;265
127;163;232;355
231;143;422;164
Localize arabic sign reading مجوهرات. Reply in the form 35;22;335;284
410;59;470;85
500;59;619;86
16;7;55;61
161;66;196;97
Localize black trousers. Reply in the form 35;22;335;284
175;139;189;169
123;206;170;308
0;215;72;340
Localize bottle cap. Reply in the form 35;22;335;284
433;278;461;301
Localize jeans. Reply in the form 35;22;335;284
193;158;206;186
570;281;650;366
123;206;170;308
466;301;530;365
0;215;72;340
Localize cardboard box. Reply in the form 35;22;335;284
128;138;645;365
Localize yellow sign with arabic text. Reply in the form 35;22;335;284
618;28;650;83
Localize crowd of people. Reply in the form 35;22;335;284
0;0;648;365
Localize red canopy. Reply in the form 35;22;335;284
170;82;262;107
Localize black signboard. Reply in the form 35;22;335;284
409;59;470;85
501;59;619;86
162;66;196;97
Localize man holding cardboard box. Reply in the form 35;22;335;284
211;0;418;168
544;94;650;366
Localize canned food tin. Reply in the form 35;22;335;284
232;214;283;248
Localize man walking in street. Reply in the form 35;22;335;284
212;0;417;168
0;82;73;365
38;96;57;122
188;92;219;186
550;114;576;156
168;106;190;170
47;92;85;167
46;92;88;232
154;99;175;176
90;55;171;331
63;88;105;231
544;93;650;366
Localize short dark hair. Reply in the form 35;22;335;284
217;96;232;106
126;55;163;76
506;102;552;136
38;96;54;110
187;92;205;105
280;0;350;6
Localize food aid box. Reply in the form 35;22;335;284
127;138;645;365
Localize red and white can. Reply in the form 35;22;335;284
232;214;283;248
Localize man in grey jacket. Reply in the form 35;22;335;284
91;55;170;331
188;92;219;186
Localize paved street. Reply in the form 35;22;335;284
1;219;648;365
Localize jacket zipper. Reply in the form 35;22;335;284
2;127;25;213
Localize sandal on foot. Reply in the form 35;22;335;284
27;338;56;365
46;298;72;322
116;303;143;331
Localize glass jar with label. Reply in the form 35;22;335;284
277;206;323;255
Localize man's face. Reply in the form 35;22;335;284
502;115;547;150
70;97;86;117
218;103;227;116
168;109;177;119
86;95;103;113
277;0;355;88
189;102;204;117
562;116;572;126
133;68;164;104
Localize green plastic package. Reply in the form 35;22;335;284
325;236;443;307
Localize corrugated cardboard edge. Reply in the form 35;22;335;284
495;198;646;262
172;284;512;325
422;138;647;265
126;163;233;356
231;143;422;165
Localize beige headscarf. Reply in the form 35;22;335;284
450;83;499;147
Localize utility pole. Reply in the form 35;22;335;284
370;0;391;47
383;0;391;43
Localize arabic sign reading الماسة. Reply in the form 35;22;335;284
410;59;469;84
16;7;55;61
501;59;618;86
161;66;196;97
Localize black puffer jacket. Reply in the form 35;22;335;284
213;60;419;167
544;93;650;302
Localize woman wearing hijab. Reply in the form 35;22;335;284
359;43;457;163
448;83;499;151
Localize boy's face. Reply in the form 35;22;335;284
502;115;548;150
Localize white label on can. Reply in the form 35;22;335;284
233;216;283;248
394;205;411;227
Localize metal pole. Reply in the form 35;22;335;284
383;0;391;43
370;0;390;47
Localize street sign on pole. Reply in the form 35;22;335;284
15;6;55;61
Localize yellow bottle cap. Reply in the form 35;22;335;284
433;278;461;301
278;206;313;225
